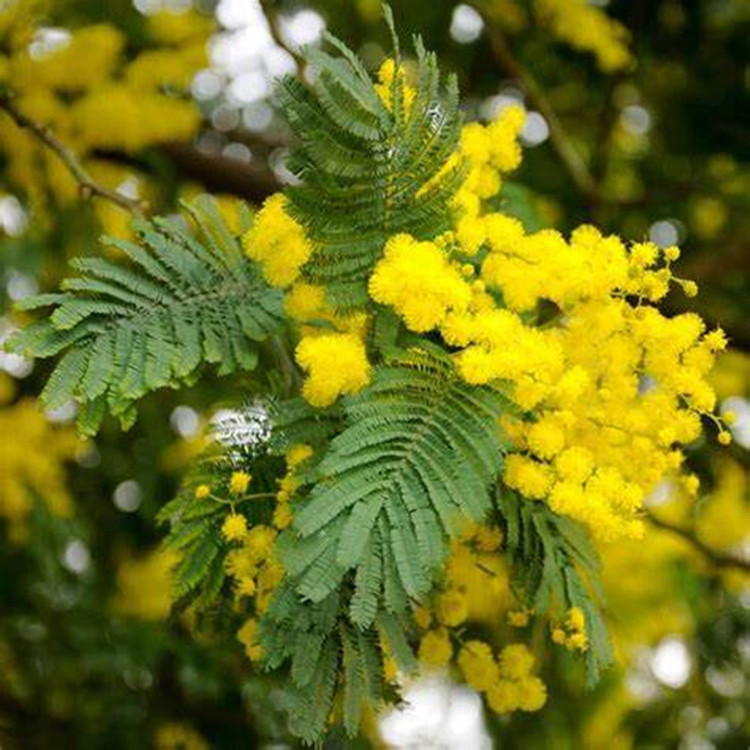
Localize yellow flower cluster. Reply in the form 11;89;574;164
453;105;526;254
272;444;314;530
551;607;588;652
237;617;263;662
285;281;368;338
221;512;248;542
374;58;415;112
0;10;208;216
113;547;178;621
366;208;725;540
295;332;371;407
0;398;78;542
534;0;632;73
371;213;728;539
416;524;509;673
369;234;472;332
243;195;314;287
225;524;283;609
459;642;547;714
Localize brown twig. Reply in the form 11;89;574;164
467;2;599;201
646;511;750;574
0;92;147;217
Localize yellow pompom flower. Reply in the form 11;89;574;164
296;332;371;407
498;644;535;680
237;618;263;661
243;194;313;287
418;628;453;668
229;471;251;495
222;513;248;542
516;676;547;712
194;484;210;499
436;589;469;627
458;641;500;692
369;234;471;332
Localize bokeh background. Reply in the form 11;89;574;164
0;0;747;748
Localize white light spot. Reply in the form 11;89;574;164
521;111;549;146
217;0;266;29
0;195;28;237
480;91;524;121
29;27;71;60
6;269;38;301
621;104;652;136
279;9;326;51
227;70;271;104
242;101;274;132
211;103;241;131
649;219;680;248
45;400;77;424
651;637;691;688
170;405;201;437
113;480;143;513
379;677;492;749
645;479;675;507
223;142;252;162
450;5;484;44
192;69;225;101
722;396;750;449
62;539;91;574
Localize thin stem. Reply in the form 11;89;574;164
646;511;750;574
467;2;599;200
0;92;147;217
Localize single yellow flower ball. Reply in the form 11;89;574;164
717;430;732;446
222;513;248;542
229;471;252;495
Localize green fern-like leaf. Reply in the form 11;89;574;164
280;33;463;308
7;195;283;434
285;345;509;624
497;488;614;683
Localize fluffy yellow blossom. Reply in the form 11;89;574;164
229;471;251;495
194;484;210;499
222;513;248;542
535;0;632;72
296;332;371;407
418;628;453;668
458;641;499;692
504;455;554;500
113;547;177;621
285;282;369;337
286;443;313;469
508;610;531;627
237;618;263;661
374;58;415;111
368;234;471;331
0;399;78;542
551;607;589;652
243;194;314;287
498;643;535;679
436;589;469;627
450;107;526;256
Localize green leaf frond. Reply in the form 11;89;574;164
258;580;412;744
285;345;510;623
498;488;615;683
7;196;283;434
279;30;464;308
